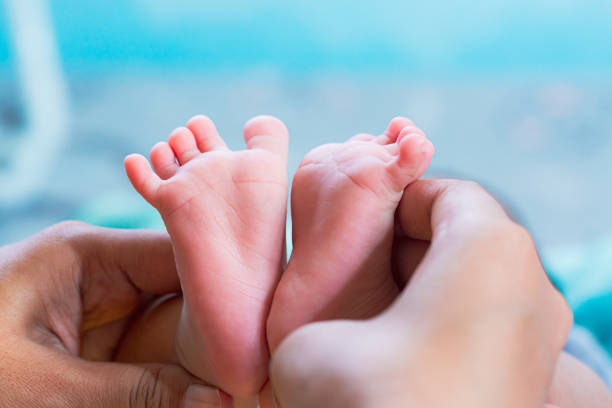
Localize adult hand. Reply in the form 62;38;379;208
0;221;230;408
268;180;572;407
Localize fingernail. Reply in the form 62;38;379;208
182;384;222;407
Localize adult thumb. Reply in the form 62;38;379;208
27;352;233;408
93;362;231;408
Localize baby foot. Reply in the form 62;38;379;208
124;115;289;397
266;118;433;351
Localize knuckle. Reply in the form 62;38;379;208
484;221;536;258
444;179;485;195
129;368;167;408
509;223;536;249
551;292;574;352
42;221;100;261
45;220;94;243
461;179;485;192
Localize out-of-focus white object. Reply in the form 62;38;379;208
1;0;69;205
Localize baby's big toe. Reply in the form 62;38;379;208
243;115;289;161
388;128;434;191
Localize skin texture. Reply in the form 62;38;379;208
1;118;608;407
118;116;432;404
267;118;434;351
267;179;575;408
124;115;290;399
547;352;612;407
0;219;602;408
115;175;610;407
0;221;231;408
119;121;610;408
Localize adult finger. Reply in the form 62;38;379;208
87;362;232;408
392;237;429;288
3;340;231;407
396;179;509;241
6;222;181;344
393;179;509;286
57;222;180;294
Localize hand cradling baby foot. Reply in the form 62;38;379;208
120;115;612;408
125;115;289;399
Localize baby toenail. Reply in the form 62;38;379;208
419;139;431;154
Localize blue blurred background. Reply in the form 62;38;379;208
1;0;612;380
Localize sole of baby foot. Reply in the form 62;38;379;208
266;117;434;351
125;115;289;397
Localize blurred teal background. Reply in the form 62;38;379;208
1;0;612;378
1;0;611;244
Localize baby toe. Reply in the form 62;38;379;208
168;127;200;165
376;117;415;145
186;115;228;152
243;115;289;161
150;141;178;179
387;133;434;191
349;133;376;142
